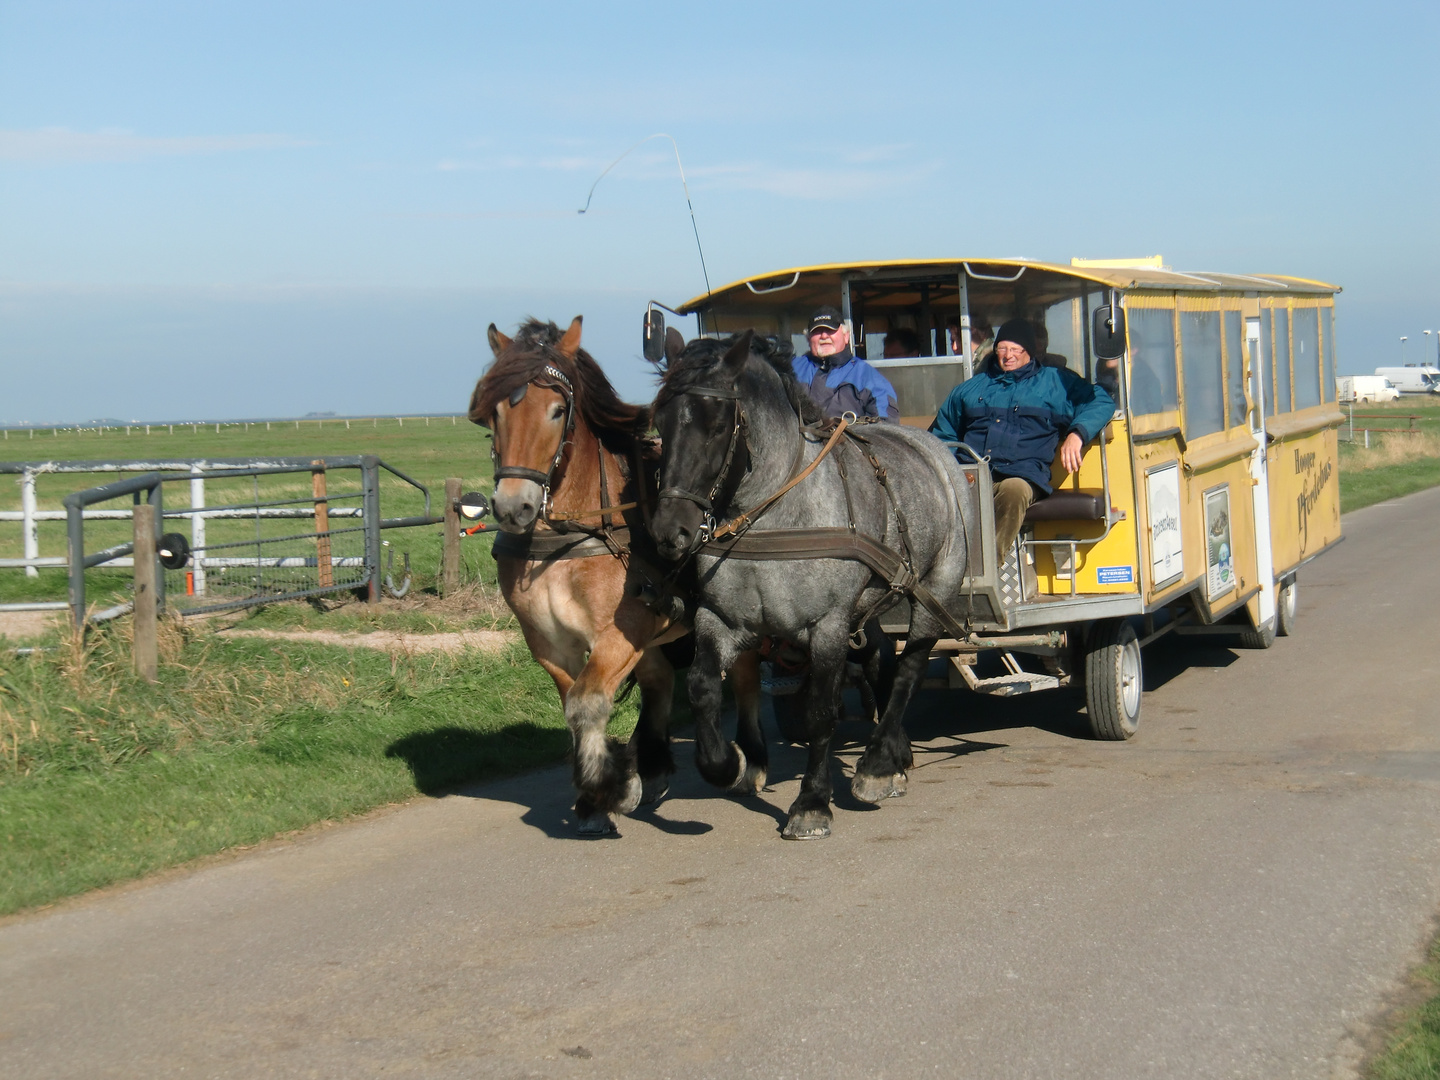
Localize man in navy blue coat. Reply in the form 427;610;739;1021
792;307;899;423
930;319;1115;555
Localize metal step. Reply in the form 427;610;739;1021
963;671;1060;696
950;652;1059;697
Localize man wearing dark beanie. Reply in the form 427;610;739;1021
930;317;1115;557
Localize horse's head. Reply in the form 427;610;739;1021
649;332;757;560
468;317;583;533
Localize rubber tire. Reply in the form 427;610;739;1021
1238;615;1277;650
1276;579;1298;637
1084;619;1142;741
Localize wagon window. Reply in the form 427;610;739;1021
1225;311;1246;428
1181;310;1224;438
1128;307;1179;416
1293;308;1321;409
1324;307;1337;403
1272;308;1293;414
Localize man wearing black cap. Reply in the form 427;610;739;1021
792;306;899;423
930;318;1115;556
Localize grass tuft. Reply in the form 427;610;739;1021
1368;934;1440;1079
0;621;635;915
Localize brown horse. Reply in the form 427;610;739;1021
469;316;763;835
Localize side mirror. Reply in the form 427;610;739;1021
643;308;666;364
458;492;491;521
1092;305;1126;360
158;532;191;570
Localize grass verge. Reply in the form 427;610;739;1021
1341;450;1440;513
0;618;634;916
1367;933;1440;1079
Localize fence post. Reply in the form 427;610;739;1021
443;477;462;596
190;465;206;597
133;503;158;682
149;481;165;614
361;456;381;604
21;468;39;578
65;493;86;629
312;460;333;588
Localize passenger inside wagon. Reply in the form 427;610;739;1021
930;318;1115;555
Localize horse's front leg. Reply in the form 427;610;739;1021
688;610;749;790
852;635;933;804
783;613;851;840
630;646;676;805
566;626;647;835
730;649;767;795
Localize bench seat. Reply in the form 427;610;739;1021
1024;489;1108;522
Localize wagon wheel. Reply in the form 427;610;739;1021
1275;578;1298;637
1237;612;1277;649
1083;619;1142;740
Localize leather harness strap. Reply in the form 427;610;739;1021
704;527;970;642
493;527;632;561
709;414;851;541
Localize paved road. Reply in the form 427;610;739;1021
4;488;1440;1080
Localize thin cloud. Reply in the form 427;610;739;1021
0;128;314;164
691;160;937;200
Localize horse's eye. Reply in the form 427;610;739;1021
550;403;565;421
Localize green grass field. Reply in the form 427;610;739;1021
0;619;639;915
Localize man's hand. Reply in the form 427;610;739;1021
1060;432;1084;474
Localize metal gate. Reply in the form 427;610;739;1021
53;456;438;626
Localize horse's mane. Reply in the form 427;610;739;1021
654;333;823;425
469;318;650;455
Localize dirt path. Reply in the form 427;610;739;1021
0;610;62;641
216;627;515;653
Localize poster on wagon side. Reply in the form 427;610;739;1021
1204;485;1235;601
1146;462;1183;588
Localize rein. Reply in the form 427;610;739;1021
657;372;970;642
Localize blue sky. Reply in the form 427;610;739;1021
2;0;1438;423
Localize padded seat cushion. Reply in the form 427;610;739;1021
1024;489;1107;522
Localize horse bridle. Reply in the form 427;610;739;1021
491;364;576;520
656;384;748;546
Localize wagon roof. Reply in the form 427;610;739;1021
675;259;1341;314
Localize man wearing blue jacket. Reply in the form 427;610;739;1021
793;307;899;423
930;318;1115;555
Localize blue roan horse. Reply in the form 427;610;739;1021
649;332;974;839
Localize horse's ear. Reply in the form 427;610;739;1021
557;316;583;358
663;327;685;365
722;330;753;376
487;323;512;356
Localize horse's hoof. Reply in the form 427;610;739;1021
851;770;907;804
576;812;619;837
729;760;767;796
781;811;832;840
639;775;670;805
614;773;643;815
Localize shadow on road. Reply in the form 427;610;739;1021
385;634;1242;839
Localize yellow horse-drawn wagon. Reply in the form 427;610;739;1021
655;257;1343;737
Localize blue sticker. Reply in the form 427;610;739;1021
1097;566;1135;584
